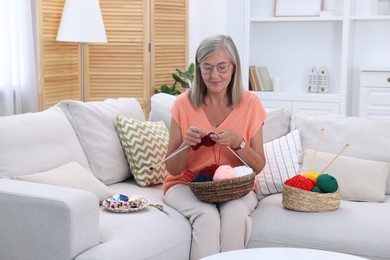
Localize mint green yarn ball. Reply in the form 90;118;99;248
311;186;322;193
316;174;338;193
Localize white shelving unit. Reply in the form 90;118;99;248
241;0;390;118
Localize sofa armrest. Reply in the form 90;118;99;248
0;179;100;260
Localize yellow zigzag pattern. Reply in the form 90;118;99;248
117;115;169;187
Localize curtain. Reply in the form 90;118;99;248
0;0;38;116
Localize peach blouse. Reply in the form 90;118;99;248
162;90;266;194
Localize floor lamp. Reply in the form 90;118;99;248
56;0;107;101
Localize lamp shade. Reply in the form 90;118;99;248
57;0;107;43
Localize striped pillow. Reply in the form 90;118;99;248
255;129;302;198
116;116;169;187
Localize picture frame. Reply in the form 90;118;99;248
274;0;322;17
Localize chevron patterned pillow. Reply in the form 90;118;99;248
116;115;169;187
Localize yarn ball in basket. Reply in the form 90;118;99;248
284;175;316;191
316;174;338;193
311;186;322;193
213;165;237;180
194;173;213;182
301;171;320;181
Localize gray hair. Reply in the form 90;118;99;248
188;35;243;108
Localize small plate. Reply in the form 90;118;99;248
102;194;148;213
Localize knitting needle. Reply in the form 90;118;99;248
150;131;213;170
319;143;349;174
227;146;250;168
308;128;324;172
149;145;190;170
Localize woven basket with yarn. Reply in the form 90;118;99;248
189;172;256;204
282;184;340;212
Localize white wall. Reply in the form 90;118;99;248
188;0;245;68
188;0;227;64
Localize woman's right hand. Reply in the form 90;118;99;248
166;122;208;175
185;127;208;147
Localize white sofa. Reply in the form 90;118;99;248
0;93;389;260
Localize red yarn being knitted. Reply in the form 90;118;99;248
284;175;316;191
192;132;216;150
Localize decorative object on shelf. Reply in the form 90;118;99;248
318;66;329;93
306;66;318;93
274;0;322;17
272;76;282;92
56;0;107;102
378;0;390;15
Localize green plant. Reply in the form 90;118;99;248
155;63;194;95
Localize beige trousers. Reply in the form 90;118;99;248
164;184;258;260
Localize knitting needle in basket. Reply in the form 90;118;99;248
149;145;190;170
227;146;250;168
319;143;349;174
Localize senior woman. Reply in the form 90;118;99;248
163;34;267;260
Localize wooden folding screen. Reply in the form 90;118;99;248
151;0;189;96
37;0;188;114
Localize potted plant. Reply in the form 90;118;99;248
155;63;194;95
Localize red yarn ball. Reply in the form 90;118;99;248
284;175;316;191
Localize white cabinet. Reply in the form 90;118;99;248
241;0;390;118
359;65;390;118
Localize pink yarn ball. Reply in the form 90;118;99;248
213;165;237;180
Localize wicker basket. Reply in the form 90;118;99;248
189;172;256;204
282;184;340;212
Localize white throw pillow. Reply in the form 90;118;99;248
57;98;145;185
255;129;302;198
301;149;390;202
0;107;89;178
13;161;114;203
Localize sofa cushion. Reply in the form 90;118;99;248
13;161;114;203
77;181;191;260
116;116;169;187
57;98;145;185
255;129;302;199
0;107;89;178
263;108;291;143
295;112;390;195
149;93;176;129
301;149;390;202
249;194;390;260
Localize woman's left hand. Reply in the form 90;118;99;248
209;129;242;149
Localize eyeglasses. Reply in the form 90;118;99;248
199;63;232;74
